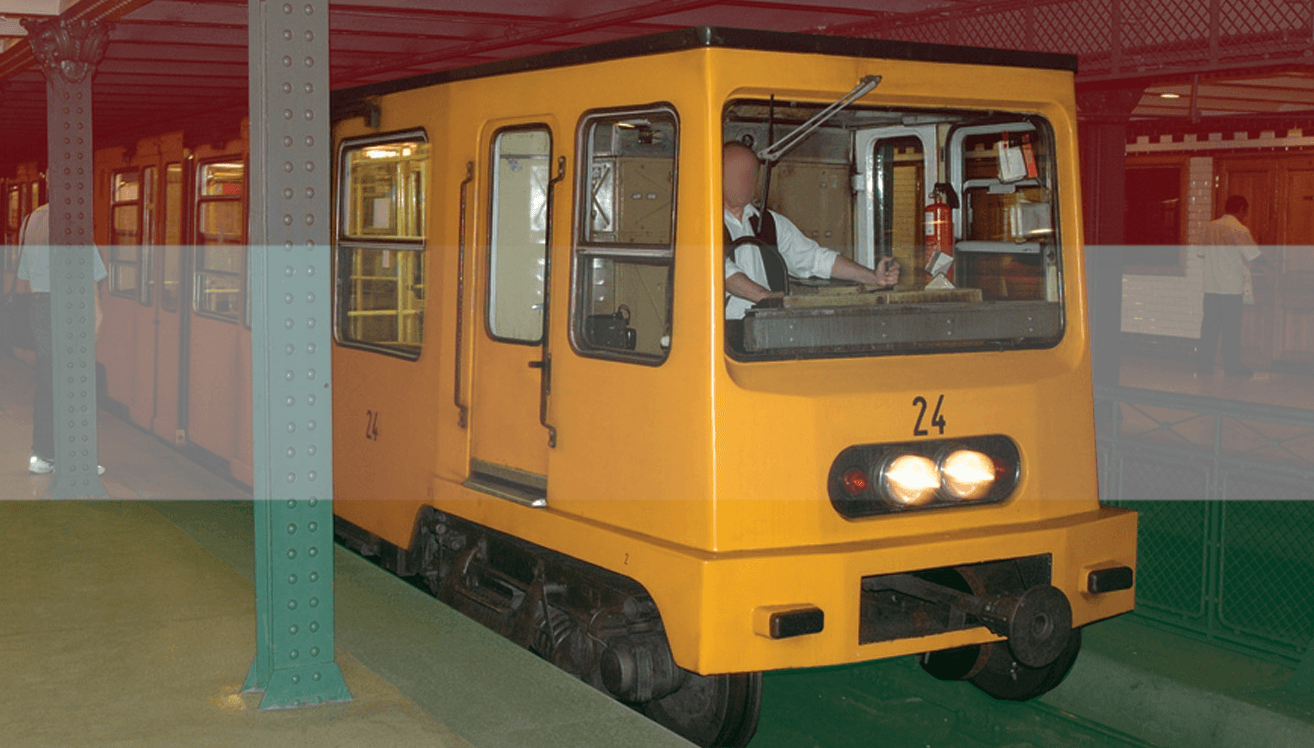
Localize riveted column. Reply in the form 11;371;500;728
241;0;349;708
22;17;111;499
1077;87;1142;390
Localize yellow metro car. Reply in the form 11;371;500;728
329;27;1137;747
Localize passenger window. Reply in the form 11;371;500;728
487;127;551;344
194;160;246;321
336;133;429;359
573;108;677;363
160;163;183;313
109;170;141;299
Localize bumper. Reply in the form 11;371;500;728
666;505;1137;675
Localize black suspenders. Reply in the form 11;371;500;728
724;210;788;293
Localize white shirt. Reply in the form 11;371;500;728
16;205;108;292
1199;214;1260;295
724;204;838;320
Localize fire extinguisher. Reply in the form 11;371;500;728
924;182;959;282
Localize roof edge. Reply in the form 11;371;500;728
331;25;1077;107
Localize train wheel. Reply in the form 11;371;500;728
640;671;763;748
919;643;989;681
968;627;1082;702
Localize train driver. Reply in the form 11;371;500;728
723;140;900;320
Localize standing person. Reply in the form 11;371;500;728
15;199;107;475
1196;195;1263;378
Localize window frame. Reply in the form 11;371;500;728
723;104;1066;362
568;103;680;366
333;129;430;362
192;157;248;324
138;165;157;307
108;167;144;300
485;124;554;347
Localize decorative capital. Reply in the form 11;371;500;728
21;17;113;85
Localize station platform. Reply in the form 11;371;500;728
3;347;1313;747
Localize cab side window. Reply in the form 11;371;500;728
572;107;677;363
335;133;429;360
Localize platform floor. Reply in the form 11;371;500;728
3;348;1313;748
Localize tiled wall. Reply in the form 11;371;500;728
1119;156;1213;338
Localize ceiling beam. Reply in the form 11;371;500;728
337;0;724;84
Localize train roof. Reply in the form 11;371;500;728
331;26;1077;107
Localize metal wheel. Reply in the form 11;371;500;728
641;671;763;748
969;627;1082;702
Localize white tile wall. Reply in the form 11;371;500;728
1119;156;1212;338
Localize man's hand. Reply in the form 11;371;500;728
875;256;900;287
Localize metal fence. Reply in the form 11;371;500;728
835;0;1314;84
1095;385;1314;662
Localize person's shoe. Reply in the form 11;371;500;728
27;456;105;476
1224;367;1254;379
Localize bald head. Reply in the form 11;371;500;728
723;141;759;215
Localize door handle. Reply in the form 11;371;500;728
453;161;473;428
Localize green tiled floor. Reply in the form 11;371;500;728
0;501;467;748
153;500;696;748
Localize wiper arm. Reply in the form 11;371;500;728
755;75;881;164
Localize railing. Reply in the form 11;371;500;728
1095;384;1314;662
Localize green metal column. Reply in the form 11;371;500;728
242;0;349;708
22;17;111;500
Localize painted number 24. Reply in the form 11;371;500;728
365;410;380;441
912;395;946;436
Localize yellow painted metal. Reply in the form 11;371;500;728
331;43;1132;677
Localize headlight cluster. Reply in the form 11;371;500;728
828;435;1020;518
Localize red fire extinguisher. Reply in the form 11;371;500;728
924;182;959;282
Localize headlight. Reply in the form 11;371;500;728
881;454;939;506
940;449;997;500
828;435;1020;518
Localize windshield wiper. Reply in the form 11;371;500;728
755;75;881;164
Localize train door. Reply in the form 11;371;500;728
151;161;187;443
121;165;161;428
467;124;558;506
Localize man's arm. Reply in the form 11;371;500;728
830;255;900;287
771;211;900;287
726;271;779;304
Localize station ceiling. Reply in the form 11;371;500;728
2;0;1314;170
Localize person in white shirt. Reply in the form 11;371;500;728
16;201;108;475
723;141;899;321
1196;195;1263;378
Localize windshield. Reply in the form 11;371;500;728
723;99;1064;360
